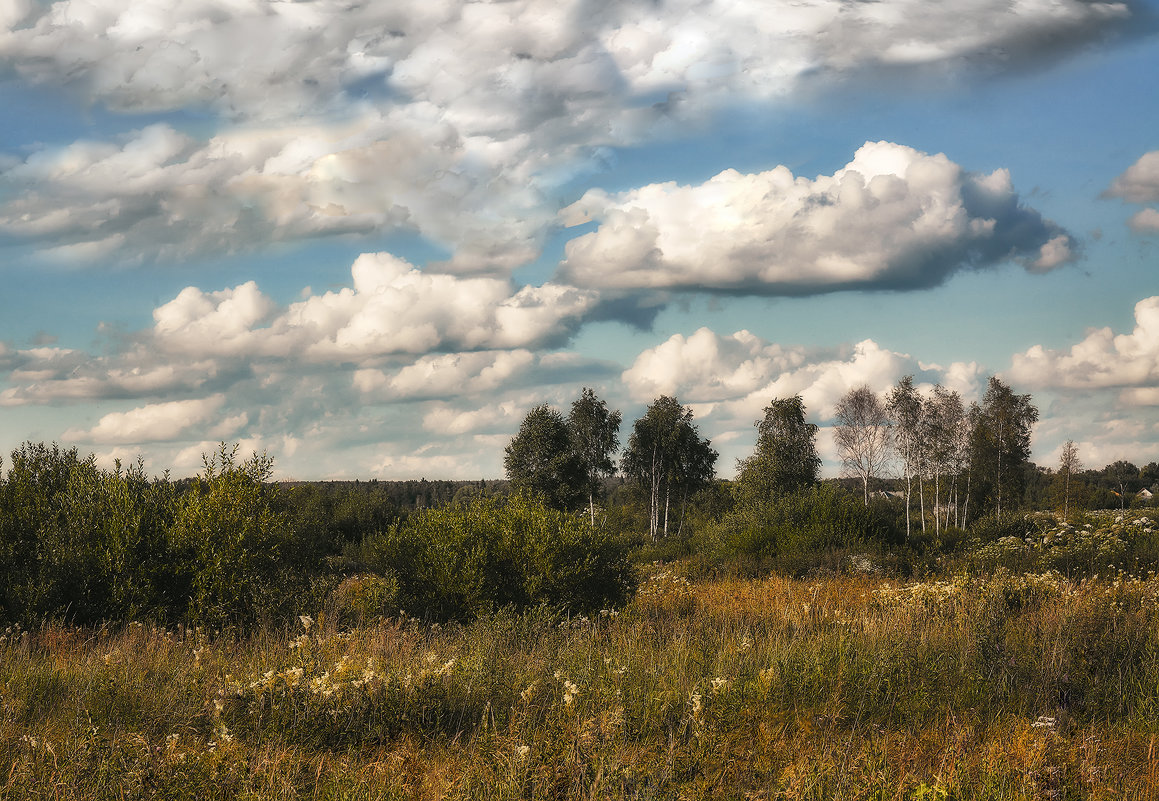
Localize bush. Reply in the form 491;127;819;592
703;482;904;574
170;444;297;629
357;493;635;621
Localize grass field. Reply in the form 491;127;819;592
4;561;1159;800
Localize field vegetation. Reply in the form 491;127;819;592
4;380;1159;797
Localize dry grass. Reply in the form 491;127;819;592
4;567;1159;799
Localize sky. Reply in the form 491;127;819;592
1;0;1158;481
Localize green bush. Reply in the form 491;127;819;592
170;444;298;629
0;444;180;626
703;482;904;574
357;493;635;621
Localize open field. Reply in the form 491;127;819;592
5;565;1159;800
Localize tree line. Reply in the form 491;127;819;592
502;375;1078;541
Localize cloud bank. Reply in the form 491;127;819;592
0;0;1133;265
559;142;1074;294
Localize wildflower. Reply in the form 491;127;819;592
521;682;537;703
562;680;579;706
1032;715;1057;729
515;744;531;759
710;676;730;693
690;692;702;717
299;615;314;632
739;634;753;651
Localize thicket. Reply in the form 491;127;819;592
350;493;636;621
703;483;905;575
0;443;635;629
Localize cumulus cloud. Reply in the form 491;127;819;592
1008;295;1159;390
62;395;246;444
559;141;1074;293
621;328;814;402
0;118;550;269
0;0;1135;265
0;252;601;410
622;327;969;420
353;351;538;402
1105;151;1159;234
152;252;599;361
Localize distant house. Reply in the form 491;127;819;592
1139;488;1154;501
871;490;905;501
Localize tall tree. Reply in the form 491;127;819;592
567;388;622;526
621;396;717;541
886;376;924;539
970;377;1039;518
833;386;891;506
503;405;585;511
735;395;821;504
1058;440;1081;519
923;385;966;534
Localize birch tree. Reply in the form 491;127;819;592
567;388;622;526
735;395;821;506
621;396;717;541
833;386;891;505
886;376;924;539
1058;440;1081;520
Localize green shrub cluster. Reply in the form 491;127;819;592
0;442;317;628
702;483;904;574
355;493;637;621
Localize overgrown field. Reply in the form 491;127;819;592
5;565;1159;800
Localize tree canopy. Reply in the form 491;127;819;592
503;404;586;511
735;395;821;504
621;395;717;541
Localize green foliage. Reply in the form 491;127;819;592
968;377;1039;519
171;444;296;629
733;395;820;504
327;572;401;626
568;387;622;522
359;493;636;621
504;404;587;511
705;482;904;574
0;443;179;626
621;395;717;541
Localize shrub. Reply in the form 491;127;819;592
170;444;296;629
703;482;904;574
358;493;635;621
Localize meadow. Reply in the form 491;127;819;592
5;557;1159;800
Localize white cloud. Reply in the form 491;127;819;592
0;0;1131;265
1008;296;1159;390
152;252;599;361
62;395;243;444
1106;151;1159;204
623;327;959;421
1129;207;1159;234
353;350;537;401
560;141;1073;293
621;327;813;402
1106;150;1159;236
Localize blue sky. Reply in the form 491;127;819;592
1;0;1158;480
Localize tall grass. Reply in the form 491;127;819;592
4;568;1159;799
